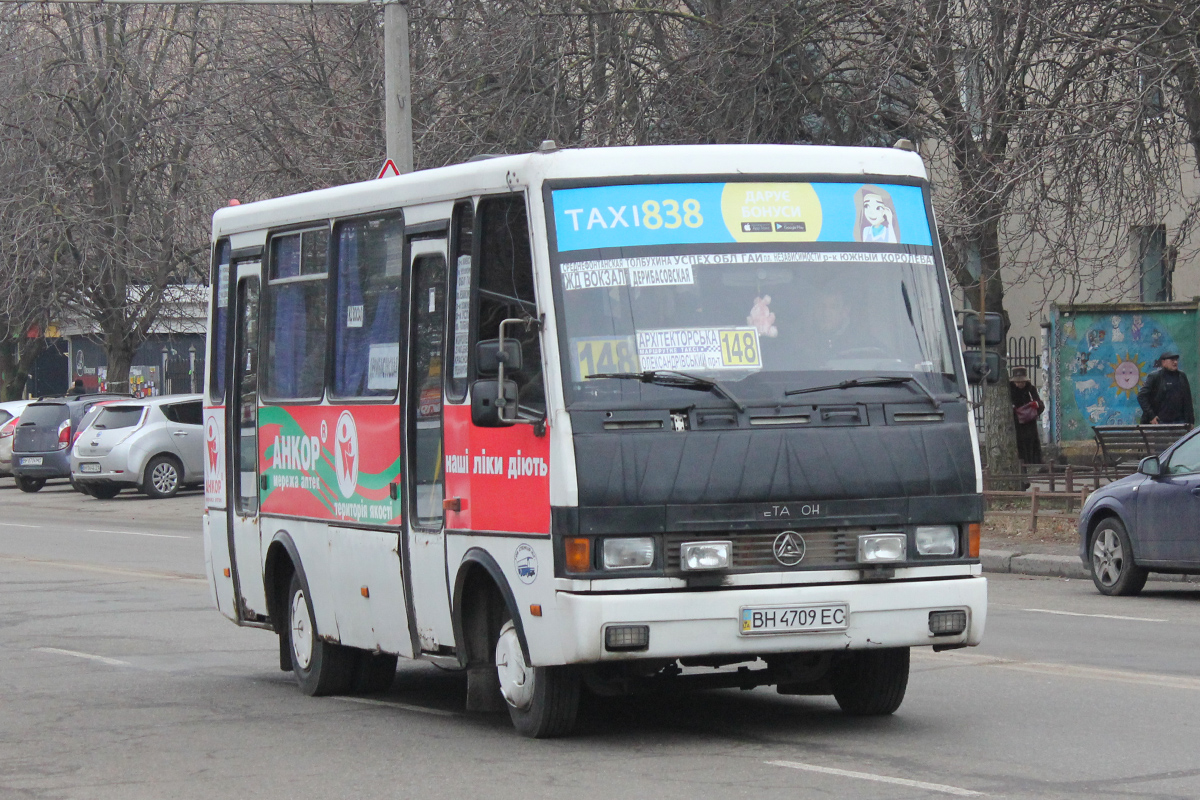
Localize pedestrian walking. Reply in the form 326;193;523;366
1009;367;1044;464
1137;351;1194;426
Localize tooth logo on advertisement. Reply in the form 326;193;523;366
334;411;359;499
205;417;220;472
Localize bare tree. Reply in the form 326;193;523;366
5;4;223;390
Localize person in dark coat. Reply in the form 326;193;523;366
1137;351;1194;425
1009;367;1044;464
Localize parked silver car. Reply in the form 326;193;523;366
0;399;33;477
70;394;204;499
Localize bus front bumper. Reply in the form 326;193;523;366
552;576;986;663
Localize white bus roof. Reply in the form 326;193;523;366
212;144;927;238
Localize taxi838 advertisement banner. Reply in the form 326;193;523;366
258;405;402;525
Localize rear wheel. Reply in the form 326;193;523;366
495;618;579;738
14;476;45;493
286;573;355;696
143;455;182;499
831;647;909;716
1090;518;1147;596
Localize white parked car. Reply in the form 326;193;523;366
70;394;204;499
0;399;33;477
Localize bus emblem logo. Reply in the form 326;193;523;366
334;411;359;498
515;543;538;584
773;531;806;566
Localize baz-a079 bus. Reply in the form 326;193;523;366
202;143;986;738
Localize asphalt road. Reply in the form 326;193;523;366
4;480;1200;799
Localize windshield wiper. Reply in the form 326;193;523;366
784;375;940;409
590;370;746;412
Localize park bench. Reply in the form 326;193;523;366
1091;424;1191;477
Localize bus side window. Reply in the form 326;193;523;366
331;214;404;399
473;195;543;413
445;200;474;403
209;240;231;404
262;227;329;401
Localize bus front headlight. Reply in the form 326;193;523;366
602;537;655;570
915;525;958;556
858;533;906;563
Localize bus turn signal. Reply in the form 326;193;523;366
565;538;591;573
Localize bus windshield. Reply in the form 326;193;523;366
547;180;959;407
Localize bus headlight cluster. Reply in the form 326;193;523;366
915;525;958;556
858;533;906;563
680;541;731;571
602;537;655;570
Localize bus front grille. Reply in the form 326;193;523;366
664;529;861;572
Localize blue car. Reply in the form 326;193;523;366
1078;427;1200;595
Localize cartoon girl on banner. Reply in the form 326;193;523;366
854;185;900;243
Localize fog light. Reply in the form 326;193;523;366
602;537;655;570
929;609;967;636
604;624;649;651
915;525;958;556
858;533;906;563
680;541;731;571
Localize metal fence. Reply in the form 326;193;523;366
969;335;1040;435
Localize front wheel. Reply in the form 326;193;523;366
286;574;355;696
1090;518;1147;596
830;647;909;716
495;619;579;738
15;476;45;493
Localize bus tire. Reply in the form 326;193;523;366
353;651;398;694
495;618;579;738
831;647;909;716
286;573;355;696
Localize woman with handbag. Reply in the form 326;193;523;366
1009;367;1044;464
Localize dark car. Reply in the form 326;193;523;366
11;393;130;492
1078;427;1200;595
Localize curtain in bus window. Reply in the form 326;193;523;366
266;234;327;399
333;216;402;397
210;241;231;402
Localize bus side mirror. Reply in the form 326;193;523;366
477;340;522;376
962;312;1004;346
471;379;518;427
1138;456;1162;476
963;350;1001;384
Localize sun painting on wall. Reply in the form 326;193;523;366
1108;353;1145;399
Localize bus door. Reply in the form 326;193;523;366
405;235;455;651
228;261;268;621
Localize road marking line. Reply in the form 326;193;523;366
766;760;984;796
0;554;205;582
921;650;1200;692
0;522;39;528
334;696;457;716
1021;607;1167;623
34;647;130;667
86;529;188;539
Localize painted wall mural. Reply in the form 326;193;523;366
1050;304;1198;442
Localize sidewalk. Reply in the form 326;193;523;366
982;534;1200;583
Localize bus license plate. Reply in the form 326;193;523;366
20;457;42;466
80;463;101;473
740;604;848;635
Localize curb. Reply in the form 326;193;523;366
982;548;1200;583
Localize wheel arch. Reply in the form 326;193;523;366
1087;507;1138;562
452;548;531;669
264;531;307;634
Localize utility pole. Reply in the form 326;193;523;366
383;0;413;173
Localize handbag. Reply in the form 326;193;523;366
1015;400;1040;424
